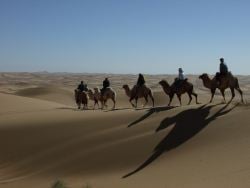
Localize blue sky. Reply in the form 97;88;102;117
0;0;249;74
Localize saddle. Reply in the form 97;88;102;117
215;72;230;80
101;87;111;95
172;78;188;92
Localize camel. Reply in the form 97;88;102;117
122;84;154;108
93;87;116;109
74;89;88;109
159;79;198;106
199;73;243;103
87;89;100;109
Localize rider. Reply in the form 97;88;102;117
77;81;88;92
178;68;185;80
219;57;228;75
216;57;229;84
137;73;145;87
174;68;185;89
101;77;110;96
134;73;146;95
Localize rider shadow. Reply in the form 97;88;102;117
123;103;238;178
128;106;176;128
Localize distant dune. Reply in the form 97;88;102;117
0;73;249;188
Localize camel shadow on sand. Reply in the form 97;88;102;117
128;106;176;127
123;103;238;178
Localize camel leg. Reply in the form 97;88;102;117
112;97;116;109
229;87;235;103
220;89;226;103
177;94;182;106
101;100;105;109
192;92;198;104
129;97;135;108
210;89;216;103
149;91;155;107
93;100;97;110
168;94;174;106
188;93;192;105
235;87;244;103
135;97;138;108
143;95;148;108
235;79;244;103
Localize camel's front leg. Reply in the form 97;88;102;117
168;93;174;106
210;89;216;103
219;89;226;103
129;97;136;108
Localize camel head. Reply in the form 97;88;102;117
159;80;169;87
199;73;209;80
94;87;100;93
122;84;129;90
87;89;94;95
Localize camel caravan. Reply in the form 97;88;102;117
74;58;244;110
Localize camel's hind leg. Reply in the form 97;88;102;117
111;96;116;109
235;79;244;103
236;88;244;103
135;97;138;108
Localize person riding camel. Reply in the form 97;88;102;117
137;73;145;87
134;73;146;96
178;68;185;80
216;57;229;85
174;68;186;89
101;77;110;96
77;81;88;92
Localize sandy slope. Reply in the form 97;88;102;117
0;73;249;188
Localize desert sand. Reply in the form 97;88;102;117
0;72;250;188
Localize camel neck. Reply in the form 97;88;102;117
125;88;131;97
202;78;212;89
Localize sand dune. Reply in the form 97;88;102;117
0;73;249;188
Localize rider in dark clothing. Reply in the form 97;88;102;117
219;58;228;75
216;58;229;85
77;81;88;92
137;73;145;87
101;78;110;95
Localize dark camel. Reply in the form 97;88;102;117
74;89;88;109
199;73;243;103
159;79;198;106
122;84;154;108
